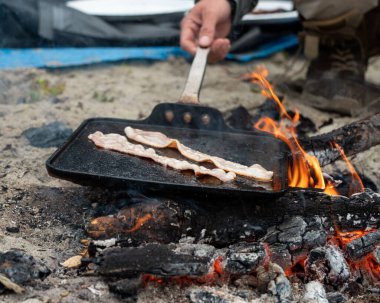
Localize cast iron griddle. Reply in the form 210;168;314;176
46;103;289;198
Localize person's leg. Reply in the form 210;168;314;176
293;0;380;115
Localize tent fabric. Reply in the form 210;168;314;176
0;35;298;69
0;0;181;47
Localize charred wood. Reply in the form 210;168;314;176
305;245;350;286
303;113;380;167
263;216;327;270
97;242;269;279
345;229;380;260
107;277;142;299
87;190;380;246
97;244;212;278
0;250;50;293
223;243;267;275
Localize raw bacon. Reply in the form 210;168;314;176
88;131;236;182
125;126;273;182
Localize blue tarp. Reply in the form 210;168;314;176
0;35;298;69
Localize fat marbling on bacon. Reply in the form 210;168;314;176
88;131;236;182
125;126;273;182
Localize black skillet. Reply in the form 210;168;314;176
46;47;290;199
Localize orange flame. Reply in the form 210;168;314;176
332;142;364;196
245;67;367;196
247;67;336;194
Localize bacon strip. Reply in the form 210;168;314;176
125;127;273;182
88;131;236;182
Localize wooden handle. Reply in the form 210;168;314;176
179;47;210;104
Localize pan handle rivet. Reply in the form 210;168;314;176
165;110;174;122
183;112;192;124
201;114;210;125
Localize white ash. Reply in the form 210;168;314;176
301;281;328;303
188;286;253;303
174;243;216;259
267;275;292;303
179;236;196;244
305;245;350;285
374;245;380;265
93;238;117;248
324;246;350;283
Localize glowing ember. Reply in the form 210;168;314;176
127;213;153;233
87;212;154;239
334;229;376;246
361;253;380;280
284;257;307;277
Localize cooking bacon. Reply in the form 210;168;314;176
125;126;273;182
88;131;236;182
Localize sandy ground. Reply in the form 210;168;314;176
0;53;379;302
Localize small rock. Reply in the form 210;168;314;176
60;290;70;297
48;96;63;104
22;122;73;148
17;97;27;104
61;255;82;269
5;226;20;233
302;281;328;303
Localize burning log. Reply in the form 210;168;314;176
97;242;269;280
87;190;380;247
94;241;300;301
303;112;380;167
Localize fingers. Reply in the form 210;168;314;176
198;13;218;48
180;0;232;57
208;38;231;63
180;16;199;55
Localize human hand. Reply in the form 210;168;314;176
180;0;232;63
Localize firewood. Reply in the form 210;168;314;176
303;113;380;166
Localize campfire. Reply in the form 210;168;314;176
61;67;380;302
